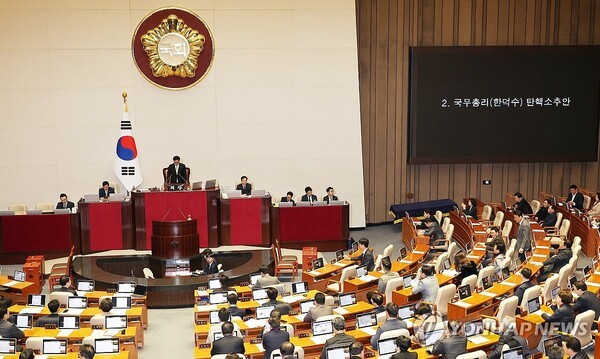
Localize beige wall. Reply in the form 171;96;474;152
0;0;366;227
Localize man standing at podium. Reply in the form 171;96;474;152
166;156;188;188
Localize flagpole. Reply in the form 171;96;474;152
122;92;128;112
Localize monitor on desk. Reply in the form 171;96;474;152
501;346;524;359
335;249;344;261
54;208;71;214
338;292;356;307
279;202;293;207
482;276;493;290
328;200;345;206
442;258;451;271
400;247;407;259
0;339;16;354
208;278;222;290
58;315;80;329
205;179;217;189
13;270;25;282
292;281;308;295
527;297;540;314
95;338;120;354
112;296;132;309
0;211;15;216
105;315;128;329
378;337;397;356
312;319;333;337
543;336;562;356
464;319;484;337
68;296;88;309
209;292;228;304
424;329;445;348
249;273;261;286
84;194;101;203
398;304;414;320
551;286;560;299
569;276;577;288
133;284;147;297
251;189;266;197
402;275;414;289
117;281;136;294
326;345;350;359
256;305;275;320
107;193;125;202
312;258;324;270
26;209;43;215
191;181;203;190
77;280;95;292
252;288;268;301
356;265;367;278
458;284;472;300
356;312;377;329
42;339;67;354
13;315;32;329
351;241;358;254
300;300;316;314
227;190;242;198
501;267;511;281
27;294;45;307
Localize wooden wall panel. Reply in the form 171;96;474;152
357;0;600;223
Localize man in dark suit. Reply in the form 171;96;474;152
320;317;355;359
543;205;558;229
304;292;333;323
35;299;60;327
512;192;533;214
227;293;247;319
166;155;188;187
415;210;438;229
323;187;338;204
301;186;318;203
431;321;467;359
79;344;95;359
280;191;295;204
280;342;296;359
563;337;588;359
538;238;573;282
98;181;115;199
371;303;407;349
210;322;245;355
391;335;417;359
534;199;552;223
422;218;445;247
541;290;575;333
263;317;290;359
566;184;584;210
265;287;292;315
236;176;252;195
54;275;77;295
514;210;531;263
513;268;534;308
56;193;75;210
350;238;374;271
0;306;24;340
204;253;219;275
572;281;600;329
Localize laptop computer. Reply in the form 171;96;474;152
279;202;294;207
527;297;545;316
84;194;100;203
54;208;71;214
0;211;15;216
208;278;222;290
112;296;132;309
356;266;368;278
209;310;226;324
501;346;524;359
108;193;125;202
209;292;228;304
13;314;32;329
312;258;324;270
42;339;67;354
398;304;415;320
191;181;203;190
252;288;268;301
213;331;238;341
205;179;217;189
13;270;26;282
95;338;120;354
328;200;345;206
27;294;45;307
300;300;316;314
458;285;472;300
569;276;577;288
133;284;147;297
0;338;16;354
105;315;128;329
464;319;488;344
543;336;562;356
377;337;397;359
117;282;136;294
402;275;414;289
26;209;43;215
67;296;88;309
58;316;80;329
326;345;350;359
424;329;445;350
292;281;309;295
251;190;266;197
76;280;95;292
313;201;327;206
227;190;243;198
551;286;560;299
400;247;407;259
256;305;275;320
312;319;334;337
335;249;345;261
339;292;357;307
249;273;261;286
501;267;511;281
356;312;377;329
442;258;451;271
482;275;493;290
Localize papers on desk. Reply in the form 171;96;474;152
467;335;489;345
466;255;479;260
586;282;600;288
479;291;496;298
532;310;547;317
399;260;413;264
57;329;74;337
196;290;209;297
474;231;487;234
295;313;307;322
20;307;44;314
2;281;18;287
333;262;346;267
532;229;545;232
359;275;378;283
502;282;518;288
442;269;458;277
452;301;470;308
244;319;268;328
360;327;377;336
308;270;322;276
64;308;84;315
536;245;549;249
311;334;333;345
105;329;121;336
529;261;543;266
333;307;349;315
195;304;218;312
413;251;425;255
402;319;414;329
255;299;268;306
255;344;264;352
281;295;305;304
110;309;128;315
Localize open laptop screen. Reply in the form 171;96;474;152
68;296;88;309
400;247;407;259
292;281;308;295
14;315;32;329
339;292;356;307
27;294;45;307
464;319;483;337
356;312;377;328
249;273;261;286
312;258;324;270
356;266;367;277
312;320;333;336
458;285;472;300
252;288;268;301
58;316;80;329
117;282;136;293
403;275;413;288
501;346;524;359
112;296;132;309
424;329;445;347
0;339;16;354
300;300;316;314
42;339;67;354
209;292;228;304
335;250;344;261
327;346;350;359
256;305;275;320
482;275;493;290
95;338;120;354
13;270;25;282
378;338;397;355
543;336;562;356
208;278;222;290
77;280;95;292
398;305;415;320
105;315;128;329
527;297;540;314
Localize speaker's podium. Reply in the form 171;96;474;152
149;218;203;277
162;166;190;191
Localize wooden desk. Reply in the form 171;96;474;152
221;196;271;246
24;327;137;359
391;274;454;306
0;276;38;303
555;205;600;257
302;255;360;293
82;292;148;329
79;201;132;254
515;305;553;350
0;352;129;359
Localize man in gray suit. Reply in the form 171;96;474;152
262;317;290;359
320;317;355;359
265;287;292;315
514;210;531;263
304;292;333;323
411;265;439;303
35;299;60;327
254;265;281;288
431;320;467;359
370;303;407;349
350;238;375;271
377;257;400;293
0;306;24;340
538;238;573;282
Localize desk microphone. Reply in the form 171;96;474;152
164;174;173;189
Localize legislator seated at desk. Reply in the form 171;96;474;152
35;299;60;327
461;198;478;220
236;176;252;195
566;184;584;210
430;320;467;359
411;265;439;303
0;306;24;341
254;265;281;289
99;181;116;199
280;191;295;205
56;193;75;210
322;187;338;204
211;322;245;356
54;275;77;296
349;238;374;272
320;317;355;359
415;209;438;230
301;186;318;203
164;155;189;190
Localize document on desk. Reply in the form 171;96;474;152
91;329;105;336
359;275;378;282
399;260;413;264
255;344;264;352
195;304;218;312
536;245;549;249
57;329;74;337
2;281;18;287
294;313;306;321
529;261;543;266
452;301;470;308
467;335;489;344
479;291;496;298
360;327;377;336
244;319;267;328
442;269;458;277
333;262;346;267
20;307;44;314
196;290;209;297
333;307;349;315
104;329;121;336
311;334;333;345
65;308;84;315
413;251;425;255
281;295;304;304
308;270;322;276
